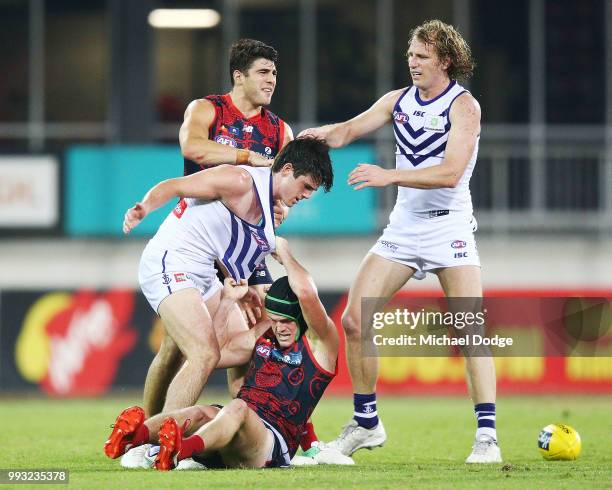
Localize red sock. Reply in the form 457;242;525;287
131;423;150;447
300;421;318;451
178;435;205;461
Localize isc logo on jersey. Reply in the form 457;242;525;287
215;135;237;147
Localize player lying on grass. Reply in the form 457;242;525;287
105;238;353;469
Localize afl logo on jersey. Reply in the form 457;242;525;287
250;230;270;252
215;135;237;147
451;240;467;249
393;111;409;123
264;146;272;155
256;344;271;358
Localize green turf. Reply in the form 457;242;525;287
0;395;610;489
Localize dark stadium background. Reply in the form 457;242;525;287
0;0;610;404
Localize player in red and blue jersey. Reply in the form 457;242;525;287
180;38;292;292
104;238;352;469
177;39;292;401
181;39;292;175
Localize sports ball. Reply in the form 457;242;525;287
537;423;581;460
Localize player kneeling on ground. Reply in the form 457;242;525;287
104;238;353;469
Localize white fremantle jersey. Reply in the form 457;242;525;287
392;80;478;213
147;166;276;280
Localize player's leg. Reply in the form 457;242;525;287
224;304;250;397
146;405;220;438
436;265;501;463
216;401;276;468
330;253;415;455
104;404;220;460
143;333;183;417
122;288;221;469
154;399;274;470
158;288;221;411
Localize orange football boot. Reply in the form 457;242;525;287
155;417;183;471
104;406;145;459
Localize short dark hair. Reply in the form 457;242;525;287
272;138;333;193
229;39;278;86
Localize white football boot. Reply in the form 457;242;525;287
120;444;156;469
314;442;355;465
465;435;502;463
326;419;387;456
290;454;318;466
176;458;207;470
290;441;355;465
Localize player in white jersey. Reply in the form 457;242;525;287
300;20;501;463
122;137;333;415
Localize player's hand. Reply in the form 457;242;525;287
297;127;328;141
348;163;393;190
123;202;147;234
222;277;249;302
272;236;290;264
249;152;274;167
239;286;264;326
273;200;289;227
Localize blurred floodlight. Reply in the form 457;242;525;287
148;9;221;29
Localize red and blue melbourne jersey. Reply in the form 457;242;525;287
237;334;336;457
184;93;285;176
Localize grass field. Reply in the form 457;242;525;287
1;395;611;489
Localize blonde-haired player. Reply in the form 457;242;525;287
300;19;501;464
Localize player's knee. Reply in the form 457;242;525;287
342;309;362;339
226;398;248;421
184;343;220;369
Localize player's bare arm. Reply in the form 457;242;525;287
348;93;481;191
180;99;272;167
237;285;264;326
281;122;294;148
213;278;249;348
298;89;403;148
273;237;339;366
122;165;252;234
216;317;272;369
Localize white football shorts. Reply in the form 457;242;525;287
370;210;480;280
138;244;222;313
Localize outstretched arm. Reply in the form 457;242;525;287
298;89;402;148
347;93;481;190
180;99;273;167
122;165;252;234
272;238;339;358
